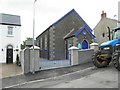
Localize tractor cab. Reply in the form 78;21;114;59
113;27;120;40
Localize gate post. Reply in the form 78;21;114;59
20;48;30;74
29;46;40;73
90;42;99;52
69;46;79;65
20;46;40;74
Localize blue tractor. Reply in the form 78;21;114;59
92;27;120;71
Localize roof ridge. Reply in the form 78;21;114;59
51;9;75;26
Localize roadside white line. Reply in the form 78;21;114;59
3;66;95;88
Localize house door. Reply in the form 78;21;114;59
6;45;13;64
82;40;88;49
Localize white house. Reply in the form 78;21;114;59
94;11;118;45
0;13;21;63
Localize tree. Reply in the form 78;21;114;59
21;41;26;50
21;37;33;50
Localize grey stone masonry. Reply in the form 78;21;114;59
69;46;94;65
78;49;94;64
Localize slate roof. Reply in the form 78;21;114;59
36;9;93;39
0;13;21;26
51;9;92;32
63;28;75;39
64;25;95;39
75;25;95;38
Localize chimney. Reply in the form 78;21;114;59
101;11;107;19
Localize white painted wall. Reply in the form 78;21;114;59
0;25;21;63
94;18;117;45
0;25;2;63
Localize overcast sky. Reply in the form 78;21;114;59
1;0;120;43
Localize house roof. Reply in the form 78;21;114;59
63;28;75;39
51;9;92;32
93;17;119;30
75;25;95;38
36;9;92;39
64;25;95;39
0;13;21;26
107;18;120;23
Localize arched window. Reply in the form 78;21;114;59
102;33;105;37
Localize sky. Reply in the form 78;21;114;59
1;0;120;43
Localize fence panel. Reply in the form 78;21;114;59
78;49;94;64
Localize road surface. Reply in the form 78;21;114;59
9;64;118;88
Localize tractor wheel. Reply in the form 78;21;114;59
112;52;120;71
107;57;111;65
92;51;110;68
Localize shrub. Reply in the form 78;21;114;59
16;54;21;66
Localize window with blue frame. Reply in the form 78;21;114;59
77;43;81;49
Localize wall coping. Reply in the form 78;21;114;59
68;46;79;50
78;49;94;52
30;45;40;49
90;42;99;46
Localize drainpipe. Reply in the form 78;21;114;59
107;27;111;40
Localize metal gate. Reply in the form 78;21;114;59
40;59;70;70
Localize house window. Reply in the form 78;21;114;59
82;31;86;36
8;26;13;36
102;33;105;37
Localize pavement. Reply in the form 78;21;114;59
2;62;94;89
0;63;23;78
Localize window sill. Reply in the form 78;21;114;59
7;35;14;37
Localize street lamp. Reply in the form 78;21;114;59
32;0;37;74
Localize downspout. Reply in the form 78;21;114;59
65;39;68;59
107;27;111;40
